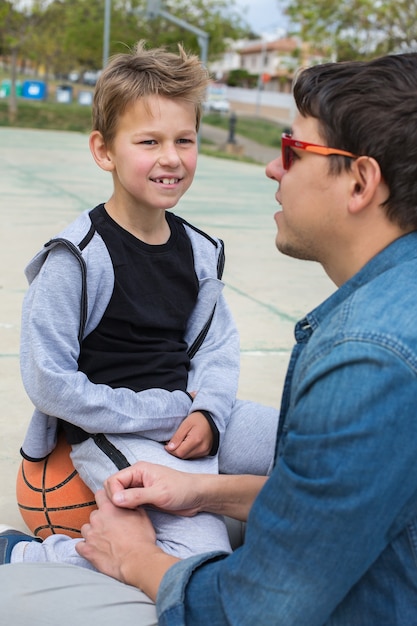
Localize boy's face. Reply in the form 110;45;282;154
104;95;198;213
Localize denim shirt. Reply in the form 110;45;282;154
157;233;417;625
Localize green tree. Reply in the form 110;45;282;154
0;0;45;121
26;1;70;82
227;68;257;88
284;0;417;61
0;0;250;108
24;0;249;73
139;0;249;58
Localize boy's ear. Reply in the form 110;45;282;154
89;131;115;172
348;156;384;214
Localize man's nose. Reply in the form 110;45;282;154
265;155;285;181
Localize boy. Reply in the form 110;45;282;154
15;41;277;566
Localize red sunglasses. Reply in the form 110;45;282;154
281;133;358;170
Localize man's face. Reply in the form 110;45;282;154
266;115;350;267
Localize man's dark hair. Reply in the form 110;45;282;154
293;54;417;229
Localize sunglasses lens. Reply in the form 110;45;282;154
283;144;292;170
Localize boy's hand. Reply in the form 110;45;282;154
165;411;213;459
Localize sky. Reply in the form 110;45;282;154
233;0;287;36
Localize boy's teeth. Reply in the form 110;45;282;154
157;178;178;184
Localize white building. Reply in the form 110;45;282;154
210;37;329;93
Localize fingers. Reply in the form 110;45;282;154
95;488;110;507
165;423;187;452
104;464;147;505
103;460;201;512
165;413;213;459
76;488;158;585
166;436;197;459
108;464;145;490
104;462;172;510
112;486;155;508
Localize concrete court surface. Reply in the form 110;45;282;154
0;127;335;531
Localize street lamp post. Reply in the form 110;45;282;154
146;0;209;66
103;0;111;68
145;0;209;148
255;38;267;117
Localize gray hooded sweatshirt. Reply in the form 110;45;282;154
20;209;240;462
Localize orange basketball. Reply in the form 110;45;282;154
16;433;97;540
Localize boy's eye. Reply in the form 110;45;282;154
177;138;193;144
141;139;157;145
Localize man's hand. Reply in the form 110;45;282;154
103;461;266;522
77;489;157;580
164;411;213;459
77;489;178;601
103;461;203;516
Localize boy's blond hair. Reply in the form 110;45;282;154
92;40;210;145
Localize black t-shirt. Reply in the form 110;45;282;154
78;205;199;393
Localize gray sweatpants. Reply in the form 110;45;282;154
0;563;158;625
13;400;277;567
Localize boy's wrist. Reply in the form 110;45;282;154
199;410;219;455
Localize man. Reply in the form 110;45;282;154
2;52;417;625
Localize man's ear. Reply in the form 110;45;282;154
348;156;384;214
89;130;115;172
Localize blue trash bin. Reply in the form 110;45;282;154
22;80;47;100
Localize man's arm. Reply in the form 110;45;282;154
104;461;267;522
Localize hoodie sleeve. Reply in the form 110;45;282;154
184;236;240;440
187;291;240;438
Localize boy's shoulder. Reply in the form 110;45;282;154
170;213;225;280
24;208;106;285
173;213;220;249
53;208;97;247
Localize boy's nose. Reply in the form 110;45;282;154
158;144;181;166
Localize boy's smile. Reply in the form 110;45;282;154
152;177;181;186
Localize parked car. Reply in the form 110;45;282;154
207;99;230;113
204;82;230;114
82;70;101;86
68;71;80;82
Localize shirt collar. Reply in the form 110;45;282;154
302;231;417;333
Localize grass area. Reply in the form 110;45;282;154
0;97;282;162
200;144;259;164
0;99;93;132
202;112;282;149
